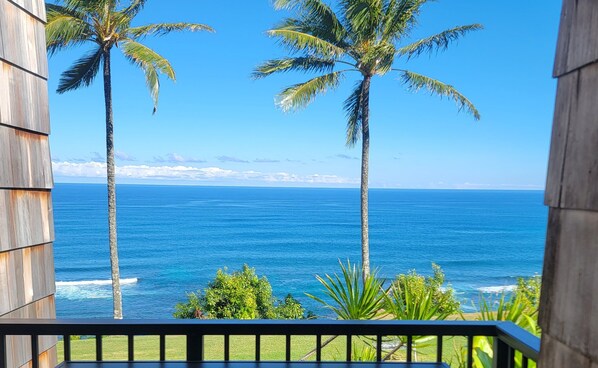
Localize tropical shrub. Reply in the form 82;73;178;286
275;294;306;320
453;276;542;368
173;291;204;319
515;275;541;315
381;264;459;361
386;264;460;319
174;265;307;319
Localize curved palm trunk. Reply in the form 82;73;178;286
360;76;372;278
103;49;123;319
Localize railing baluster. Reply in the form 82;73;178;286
346;335;352;362
466;336;473;368
95;335;102;361
494;337;514;368
255;335;261;362
64;335;71;362
224;335;230;361
128;335;134;361
376;335;382;362
30;335;39;368
406;336;413;362
0;335;6;368
159;335;166;361
316;335;322;362
508;347;515;368
436;335;443;362
186;334;203;361
286;335;291;361
522;355;529;368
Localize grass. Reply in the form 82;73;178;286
56;334;469;366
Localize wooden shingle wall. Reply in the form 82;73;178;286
0;0;56;367
540;0;598;366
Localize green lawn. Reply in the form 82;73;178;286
56;334;468;365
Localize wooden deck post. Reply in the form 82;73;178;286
0;0;57;367
539;0;598;366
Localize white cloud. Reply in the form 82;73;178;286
52;161;358;185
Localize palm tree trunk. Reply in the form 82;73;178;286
360;75;372;278
103;49;123;319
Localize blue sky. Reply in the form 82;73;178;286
48;1;562;189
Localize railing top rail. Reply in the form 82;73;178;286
0;319;500;336
496;322;540;361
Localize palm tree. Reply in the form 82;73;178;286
254;0;481;277
46;0;213;319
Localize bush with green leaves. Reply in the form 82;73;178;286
307;261;458;362
174;265;308;320
453;275;542;368
387;263;461;320
275;294;306;319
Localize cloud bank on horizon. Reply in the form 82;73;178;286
52;161;358;186
51;161;544;190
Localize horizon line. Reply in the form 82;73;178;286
53;179;546;192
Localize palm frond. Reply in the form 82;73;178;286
400;70;480;120
341;0;384;41
56;47;103;93
46;4;93;55
397;24;483;59
120;39;176;112
360;42;396;75
276;71;344;112
128;23;215;39
274;0;348;45
63;0;113;14
343;80;364;147
253;57;336;79
268;25;345;57
46;3;88;20
120;0;148;18
380;0;427;41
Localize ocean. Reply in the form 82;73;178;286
52;184;547;319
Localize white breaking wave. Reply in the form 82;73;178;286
478;285;517;293
56;278;139;287
55;278;139;301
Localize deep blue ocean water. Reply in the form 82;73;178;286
52;184;547;319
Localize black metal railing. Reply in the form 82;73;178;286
0;319;539;368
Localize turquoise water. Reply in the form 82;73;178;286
52;184;547;318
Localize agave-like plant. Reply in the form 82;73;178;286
302;260;386;361
307;259;386;320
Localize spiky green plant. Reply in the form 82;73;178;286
255;0;482;277
383;266;458;361
454;284;541;368
46;0;213;319
307;260;386;320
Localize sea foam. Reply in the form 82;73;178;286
477;285;517;293
55;278;139;301
56;278;139;287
